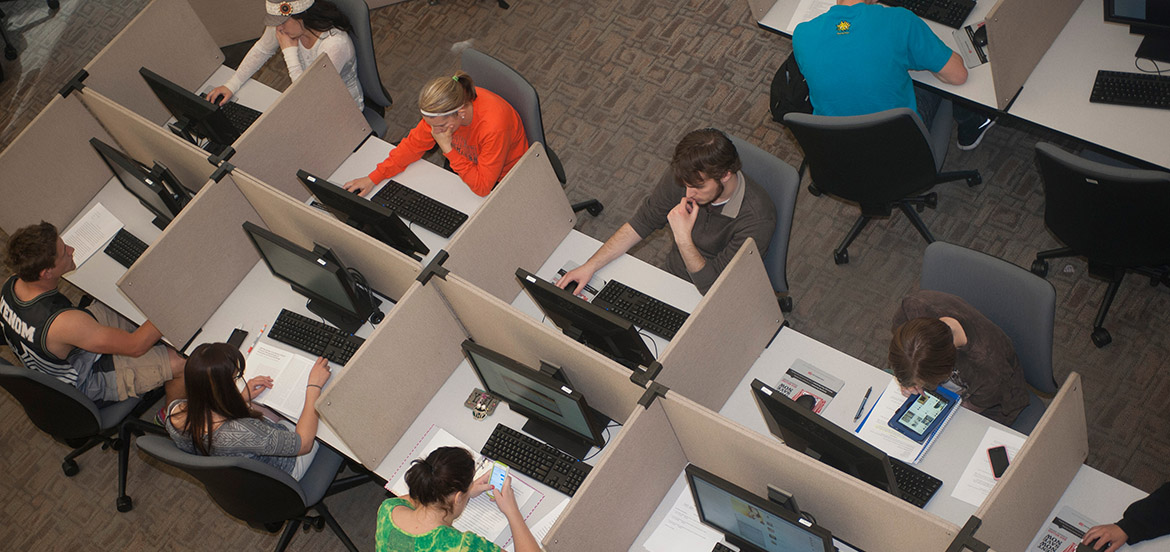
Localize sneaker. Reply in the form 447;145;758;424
957;117;995;151
153;405;166;427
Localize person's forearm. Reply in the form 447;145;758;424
505;510;541;552
675;237;707;275
127;321;164;357
295;387;322;455
584;224;643;272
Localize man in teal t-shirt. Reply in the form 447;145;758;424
793;0;995;150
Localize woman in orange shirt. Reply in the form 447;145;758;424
344;71;528;197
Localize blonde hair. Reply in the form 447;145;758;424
418;71;477;115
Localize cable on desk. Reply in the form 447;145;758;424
639;330;658;358
582;420;623;461
1136;57;1165;76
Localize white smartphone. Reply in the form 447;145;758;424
487;460;509;498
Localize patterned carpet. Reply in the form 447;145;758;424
1;0;1168;549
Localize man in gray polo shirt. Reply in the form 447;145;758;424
557;128;776;295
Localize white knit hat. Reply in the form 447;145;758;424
263;0;315;26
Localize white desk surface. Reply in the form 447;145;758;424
1028;464;1170;551
509;230;704;361
1011;0;1170;169
756;0;998;109
324;137;487;267
197;65;281;114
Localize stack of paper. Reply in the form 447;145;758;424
61;203;124;267
854;379;958;464
244;343;318;419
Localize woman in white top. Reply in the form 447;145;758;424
206;0;364;111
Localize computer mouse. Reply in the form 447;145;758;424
564;281;578;294
794;394;817;411
973;25;988;48
351;188;362;195
369;309;385;325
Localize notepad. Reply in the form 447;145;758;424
243;343;318;419
61;203;124;267
854;378;959;464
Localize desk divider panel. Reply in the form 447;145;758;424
230;56;370;200
443;144;576;302
431;274;645;424
188;0;264;48
117;175;263;344
76;88;216;194
974;372;1087;552
317;281;470;467
985;0;1080;110
84;0;224;125
232;170;421;302
0;95;116;233
655;239;783;410
545;392;960;551
745;0;779;23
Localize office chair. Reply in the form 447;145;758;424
727;135;800;312
920;241;1057;435
784;106;981;265
134;434;374;552
460;47;603;216
330;0;394;138
0;359;150;479
0;0;59;82
1030;142;1170;348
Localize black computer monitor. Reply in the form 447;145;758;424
1105;0;1170;63
139;66;240;153
514;268;655;370
461;339;608;460
296;170;429;261
242;222;377;334
749;378;901;497
686;464;834;552
90;138;189;229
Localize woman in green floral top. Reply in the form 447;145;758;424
376;447;540;552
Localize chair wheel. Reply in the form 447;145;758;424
110;439;124;451
1030;259;1049;277
48;0;60;9
5;46;16;61
1091;327;1112;348
62;460;79;477
807;183;822;197
778;296;793;313
116;496;133;513
586;203;604;217
967;174;982;187
833;249;849;265
924;192;938;209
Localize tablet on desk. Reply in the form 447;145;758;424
888;388;958;443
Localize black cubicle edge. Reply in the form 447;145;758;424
767;320;789;349
637;381;670;409
944;516;991;552
59;69;89;98
209;162;234;183
417;249;450;285
629;360;663;388
208;146;236;165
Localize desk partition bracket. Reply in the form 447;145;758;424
945;516;990;552
417;250;450;285
209;162;234;183
637;382;669;408
208;146;236;165
630;360;663;388
58;69;88;98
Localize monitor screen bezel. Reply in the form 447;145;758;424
685;464;834;552
89;137;175;225
139;66;239;147
1104;0;1170;32
241;221;367;320
460;339;606;448
296;170;429;259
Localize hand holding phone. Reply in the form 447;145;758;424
987;445;1009;479
487;460;509;498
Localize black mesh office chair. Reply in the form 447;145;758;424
330;0;393;138
920;242;1057;434
135;434;373;552
727;135;800;312
1030;142;1170;348
460;47;603;216
784;106;981;264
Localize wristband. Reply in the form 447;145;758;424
307;384;323;390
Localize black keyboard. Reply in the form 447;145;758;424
1090;70;1170;111
267;309;365;365
879;0;975;28
891;458;943;508
591;279;689;340
219;101;262;134
372;180;468;238
103;229;149;269
480;424;592;497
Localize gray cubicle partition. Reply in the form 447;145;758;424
545;391;960;551
84;0;224;125
654;239;783;410
229;56;371;200
187;0;264;48
985;0;1081;111
0;95;118;233
443;144;577;302
973;372;1087;551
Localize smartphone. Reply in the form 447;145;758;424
487;460;509;498
988;445;1010;479
227;328;248;349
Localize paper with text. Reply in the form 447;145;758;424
62;203;124;267
951;425;1026;506
245;343;316;419
644;485;723;552
854;379;926;463
502;496;568;551
785;0;835;34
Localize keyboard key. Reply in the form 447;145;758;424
372;180;468;238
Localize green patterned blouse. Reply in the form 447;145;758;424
376;498;502;552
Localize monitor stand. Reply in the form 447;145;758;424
306;298;366;335
1135;33;1170;64
519;361;614;460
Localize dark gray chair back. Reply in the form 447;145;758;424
329;0;392;136
0;360;104;439
727;135;799;295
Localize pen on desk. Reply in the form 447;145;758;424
853;386;873;423
247;324;267;353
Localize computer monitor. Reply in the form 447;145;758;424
514;268;655;370
685;464;834;552
296;170;429;261
461;339;608;460
89;138;189;229
749;378;901;497
139;66;240;153
1105;0;1170;63
242;222;377;334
